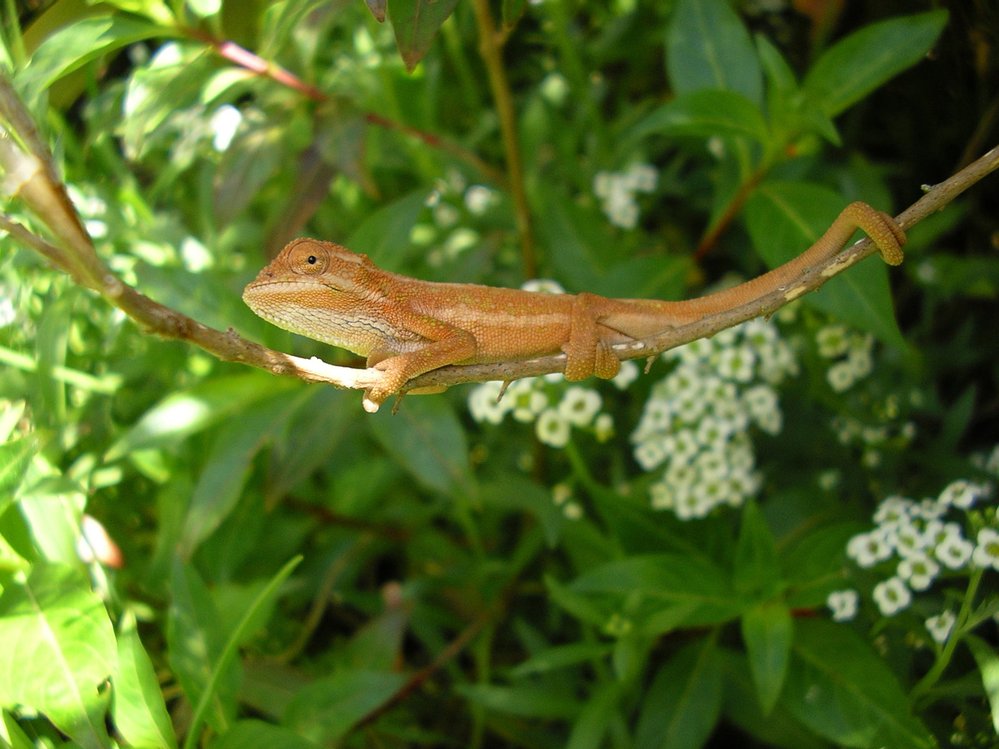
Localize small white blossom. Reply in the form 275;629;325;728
925;610;956;644
826;361;856;392
612;359;640;389
827;589;859;622
509;383;548;422
623;162;658;193
557;387;602;427
873;495;914;526
896;553;939;591
464;185;496;215
594;413;614;442
935;533;974;570
938;479;988;510
847;529;894;568
468;381;509;424
716;347;756;382
872;576;912;616
816;325;849;358
536;409;570;447
433;202;460;228
972;528;999;570
634;439;667;471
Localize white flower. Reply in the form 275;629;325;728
847;347;873;380
873;495;914;526
509;383;548;423
536;409;570;447
716;347;756;382
827;589;859;622
925;610;956;644
468;381;509;424
433;202;460;228
634;438;667;471
612;359;640;389
826;361;856;392
872;576;912;616
594;413;614;442
464;185;496;215
972;528;999;571
816;325;849;358
623;162;658;193
896;554;939;591
935;534;974;569
558;387;602;427
847;529;894;568
938;479;989;510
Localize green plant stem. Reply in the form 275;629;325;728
911;567;983;702
471;0;537;278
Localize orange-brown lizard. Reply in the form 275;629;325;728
243;201;905;411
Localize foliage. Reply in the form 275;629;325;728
1;0;998;747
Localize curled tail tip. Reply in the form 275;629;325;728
874;209;906;266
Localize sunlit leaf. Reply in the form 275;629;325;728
0;564;116;749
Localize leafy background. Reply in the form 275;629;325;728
1;0;998;748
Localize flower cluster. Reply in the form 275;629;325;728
414;171;500;265
830;474;998;643
631;319;798;518
466;277;629;446
469;377;618;448
593;163;658;229
815;324;875;392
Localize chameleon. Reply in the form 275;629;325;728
243;201;904;410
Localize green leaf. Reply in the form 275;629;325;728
509;642;613;678
0;564;116;749
719;647;827;749
965;634;999;734
183;556;301;747
367;396;471;498
346;189;431;269
167;559;237;734
459;683;580;719
98;0;175;25
635;636;723;749
733;500;780;595
113;615;177;749
803;10;948;118
569;554;743;629
214;122;286;225
285;670;407;743
106;372;296;460
18;15;167;104
740;601;792;715
666;0;762;104
744;181;906;348
215;720;323;749
0;435;36;506
782;619;934;749
629;89;769;144
178;393;297;558
567;681;622;749
386;0;460;71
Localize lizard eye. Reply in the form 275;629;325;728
290;244;329;275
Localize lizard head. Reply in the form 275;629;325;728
242;238;381;352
